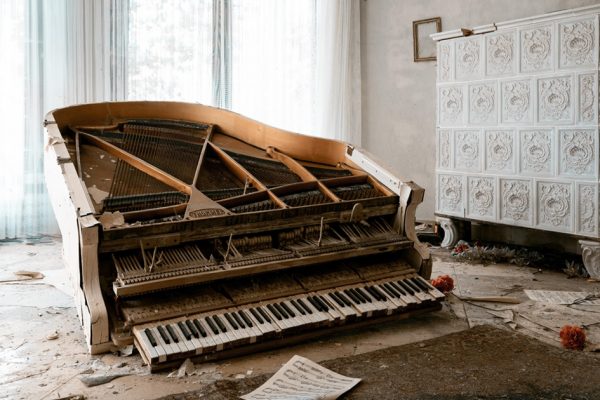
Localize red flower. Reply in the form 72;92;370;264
559;325;586;350
431;275;454;293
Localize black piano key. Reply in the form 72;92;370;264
212;315;227;332
144;328;157;347
224;313;239;330
178;321;192;340
397;280;415;295
380;283;397;298
157;325;171;344
313;296;329;311
267;304;283;320
371;286;388;300
356;287;373;303
329;292;345;307
405;279;422;293
192;319;207;337
308;296;323;311
317;295;331;311
336;291;353;307
186;320;199;338
250;308;264;324
412;277;431;292
239;310;253;327
290;299;306;315
389;281;407;295
166;324;179;343
232;312;246;328
365;286;382;301
350;288;367;303
296;299;313;314
344;289;362;304
274;303;289;319
205;316;219;334
257;307;272;322
280;302;295;317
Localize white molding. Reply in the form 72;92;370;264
431;4;600;41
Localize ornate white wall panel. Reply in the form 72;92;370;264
434;6;600;239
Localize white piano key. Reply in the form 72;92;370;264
137;328;160;363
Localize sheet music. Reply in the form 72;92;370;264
241;355;361;400
524;290;600;305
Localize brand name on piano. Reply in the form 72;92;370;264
188;208;227;218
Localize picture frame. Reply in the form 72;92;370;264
413;17;442;62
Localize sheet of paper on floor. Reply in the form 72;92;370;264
240;355;360;400
524;290;600;305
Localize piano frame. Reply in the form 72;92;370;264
43;101;431;354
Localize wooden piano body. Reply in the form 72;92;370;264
43;101;440;370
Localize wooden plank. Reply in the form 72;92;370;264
209;143;288;209
266;147;341;202
78;131;192;195
78;215;110;344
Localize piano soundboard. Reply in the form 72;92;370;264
43;101;440;371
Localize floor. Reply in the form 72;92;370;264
1;237;599;400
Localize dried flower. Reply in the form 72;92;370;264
559;325;586;350
431;274;454;293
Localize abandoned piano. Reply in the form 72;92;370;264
43;101;443;371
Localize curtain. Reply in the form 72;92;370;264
230;0;361;142
0;0;361;239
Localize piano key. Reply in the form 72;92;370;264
316;294;343;321
157;325;171;344
413;276;446;300
320;292;356;320
249;307;264;324
212;315;228;333
224;313;239;330
197;317;223;351
373;283;406;308
229;308;259;344
178;321;192;340
245;307;277;337
256;306;273;323
219;312;247;344
173;320;203;355
397;280;427;302
296;298;313;315
238;310;253;327
168;323;193;355
138;328;160;363
152;326;179;360
289;296;319;325
261;303;289;331
144;327;168;363
290;299;306;315
390;281;420;304
404;279;431;302
205;316;220;335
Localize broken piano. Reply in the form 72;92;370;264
43;101;443;371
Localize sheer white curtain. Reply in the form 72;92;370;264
231;0;361;142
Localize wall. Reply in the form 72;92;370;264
360;0;599;220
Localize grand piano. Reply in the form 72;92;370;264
43;101;442;371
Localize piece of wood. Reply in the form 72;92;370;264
78;214;110;345
267;147;341;202
79;131;191;195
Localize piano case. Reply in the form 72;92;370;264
43;101;441;370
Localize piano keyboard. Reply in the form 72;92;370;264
133;274;444;367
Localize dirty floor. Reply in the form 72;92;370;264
1;238;599;399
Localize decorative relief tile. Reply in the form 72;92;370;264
500;178;532;225
559;18;597;69
578;73;597;124
467;176;495;219
519;129;554;176
454;130;481;171
437;129;452;169
456;37;482;80
537;181;572;231
520;25;553;73
486;31;516;76
577;183;597;235
469;83;497;125
485;129;515;173
439;85;464;126
501;79;532;124
559;129;596;178
438;174;464;216
438;42;454;82
537;76;573;124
